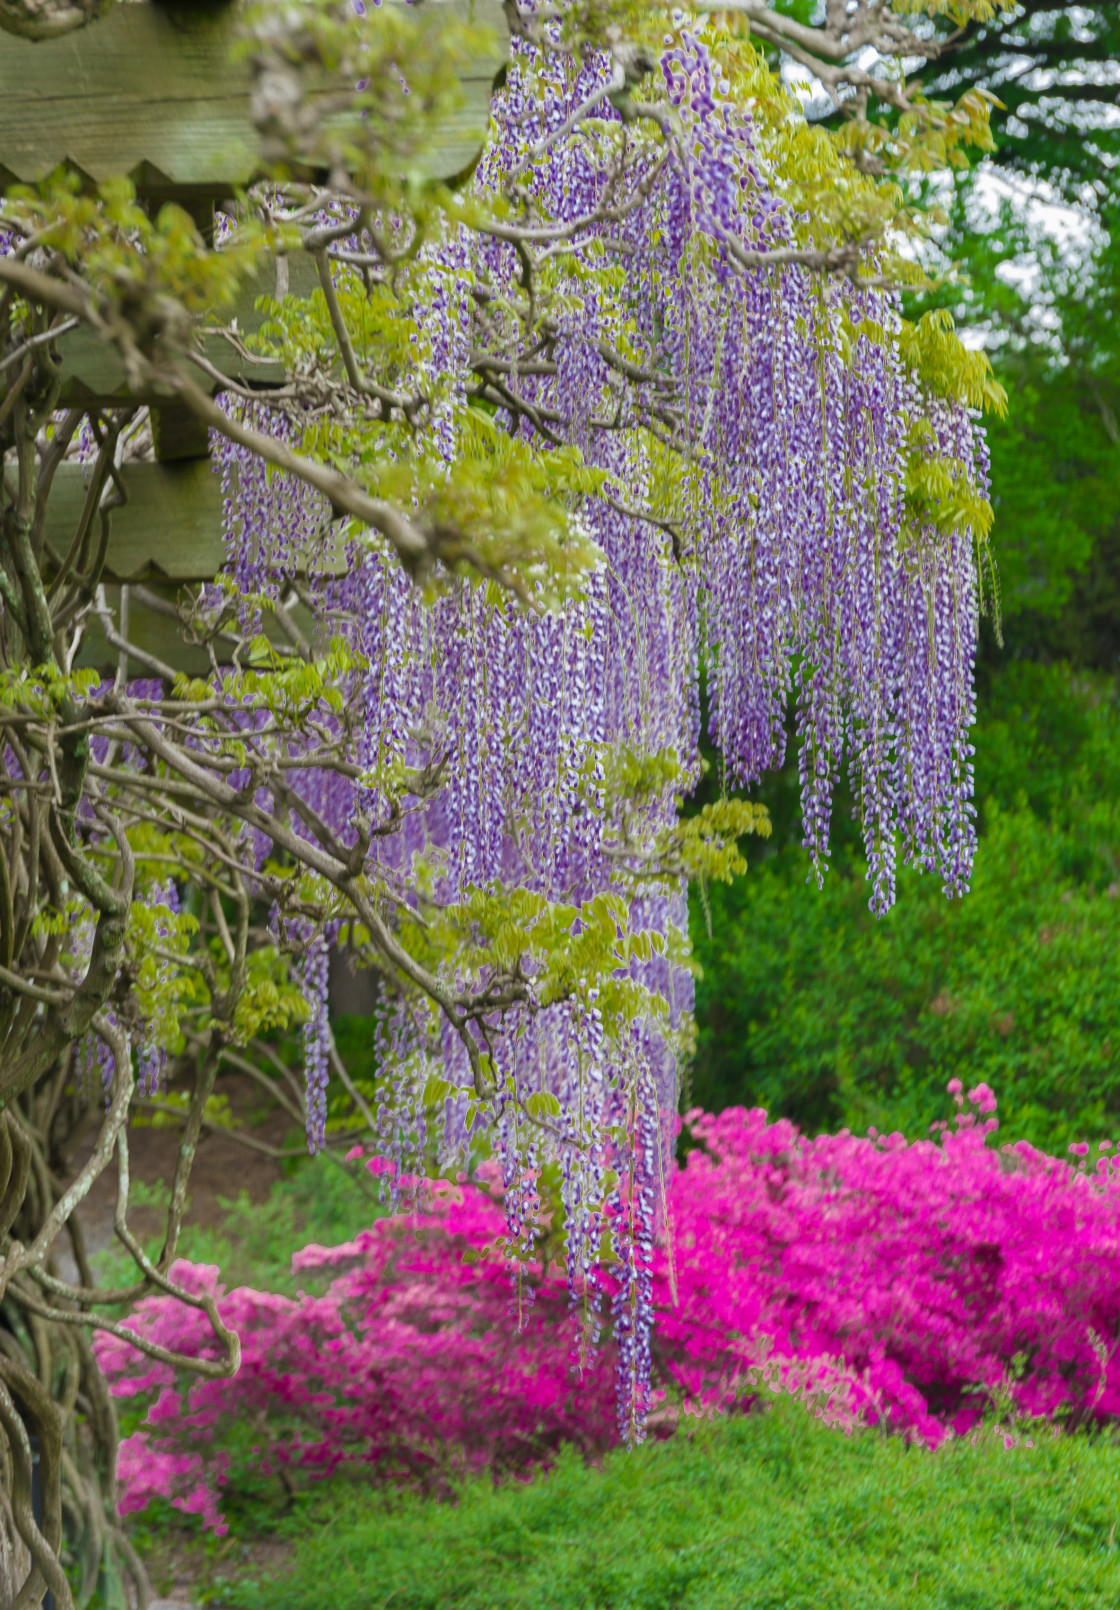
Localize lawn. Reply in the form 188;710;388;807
159;1397;1120;1610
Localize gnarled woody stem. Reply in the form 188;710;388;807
0;0;111;41
0;1372;72;1610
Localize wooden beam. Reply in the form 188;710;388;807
150;406;212;462
8;1;502;663
4;3;507;404
47;459;225;581
74;585;214;676
48;456;336;672
74;583;320;674
0;0;506;193
52;248;316;406
46;458;348;582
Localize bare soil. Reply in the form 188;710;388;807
57;1074;292;1284
144;1534;296;1608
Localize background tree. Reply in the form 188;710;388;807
926;0;1119;200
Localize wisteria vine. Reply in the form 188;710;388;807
198;25;990;1437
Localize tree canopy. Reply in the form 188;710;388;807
925;0;1119;199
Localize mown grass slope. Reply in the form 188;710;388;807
210;1397;1120;1610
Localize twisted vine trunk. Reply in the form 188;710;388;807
0;1437;32;1605
0;328;228;1606
0;1091;151;1609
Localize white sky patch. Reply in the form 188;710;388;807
782;62;830;118
972;167;1103;298
974;166;1100;238
957;325;990;351
886;160;1097;266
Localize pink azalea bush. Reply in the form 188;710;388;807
98;1085;1120;1531
98;1175;618;1534
660;1082;1120;1445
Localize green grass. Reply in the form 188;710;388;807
205;1398;1120;1610
92;1146;386;1297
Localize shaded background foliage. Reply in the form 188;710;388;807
690;1;1120;1151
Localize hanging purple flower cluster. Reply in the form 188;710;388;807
479;28;982;914
299;934;331;1154
209;22;989;1437
136;880;183;1098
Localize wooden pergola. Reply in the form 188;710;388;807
1;0;506;664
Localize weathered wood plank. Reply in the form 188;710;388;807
0;0;506;192
75;586;214;675
47;458;348;581
54;456;337;669
54;248;319;406
47;459;226;580
150;405;212;462
5;2;506;404
11;1;500;657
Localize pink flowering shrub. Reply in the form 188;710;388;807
97;1176;618;1532
99;1086;1120;1531
659;1083;1120;1445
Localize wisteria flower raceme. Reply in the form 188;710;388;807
198;22;994;1435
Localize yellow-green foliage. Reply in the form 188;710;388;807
232;948;311;1045
700;14;1009;427
4;169;269;319
0;662;99;718
665;798;771;885
899;309;1007;416
126;898;200;1055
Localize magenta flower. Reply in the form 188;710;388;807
99;1082;1120;1530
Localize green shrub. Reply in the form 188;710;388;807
207;1398;1120;1610
972;662;1120;832
690;666;1120;1152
